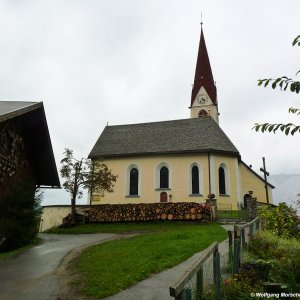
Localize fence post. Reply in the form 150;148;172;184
232;238;240;275
253;221;257;236
196;267;204;300
234;228;238;239
249;222;253;239
213;249;221;300
241;228;246;248
228;230;232;261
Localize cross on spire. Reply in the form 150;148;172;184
260;157;270;204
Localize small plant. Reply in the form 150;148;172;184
221;271;263;300
205;272;263;300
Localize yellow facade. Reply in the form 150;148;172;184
90;153;271;210
240;163;273;204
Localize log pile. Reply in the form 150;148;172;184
89;202;211;223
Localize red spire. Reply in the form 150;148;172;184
191;26;217;106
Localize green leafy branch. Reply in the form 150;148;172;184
292;34;300;46
254;35;300;135
257;35;300;94
253;107;300;135
258;75;300;94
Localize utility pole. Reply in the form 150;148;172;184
260;157;270;204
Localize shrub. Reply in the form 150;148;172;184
0;176;41;252
259;202;299;238
247;231;300;291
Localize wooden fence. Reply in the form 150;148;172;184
229;217;262;274
169;242;221;300
169;217;262;300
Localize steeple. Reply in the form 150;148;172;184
190;24;219;123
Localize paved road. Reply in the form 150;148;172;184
0;233;119;300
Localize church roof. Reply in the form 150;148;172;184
191;26;217;106
0;101;60;188
89;117;239;159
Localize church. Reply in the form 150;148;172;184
88;25;274;210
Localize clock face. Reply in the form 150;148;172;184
197;94;208;104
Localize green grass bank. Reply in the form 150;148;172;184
61;222;227;299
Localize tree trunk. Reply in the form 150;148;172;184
71;196;76;225
70;159;83;225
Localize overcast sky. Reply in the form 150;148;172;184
1;1;299;205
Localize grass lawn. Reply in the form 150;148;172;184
66;222;227;299
217;210;246;219
45;221;180;234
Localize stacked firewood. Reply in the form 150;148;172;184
89;202;210;223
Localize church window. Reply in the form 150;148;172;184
219;167;226;194
160;166;169;188
191;166;199;194
198;109;208;117
129;168;139;195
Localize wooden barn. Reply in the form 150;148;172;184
0;101;60;197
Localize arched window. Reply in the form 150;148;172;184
129;168;139;195
191;166;199;194
198;109;208;117
219;167;226;194
160;166;169;188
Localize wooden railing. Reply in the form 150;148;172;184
169;217;262;300
233;217;261;248
169;242;221;300
229;217;262;274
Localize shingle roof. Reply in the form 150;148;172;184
89;117;239;159
0;101;40;122
0;101;60;187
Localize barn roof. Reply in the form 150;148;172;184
89;117;239;159
0;101;60;188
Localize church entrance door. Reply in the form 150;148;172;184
160;192;167;202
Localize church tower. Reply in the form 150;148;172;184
190;24;219;123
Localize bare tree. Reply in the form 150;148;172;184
60;148;117;224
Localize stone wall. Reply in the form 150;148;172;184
89;202;210;223
40;205;89;232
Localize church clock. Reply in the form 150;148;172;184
197;93;208;105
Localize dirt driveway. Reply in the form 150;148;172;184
0;233;121;300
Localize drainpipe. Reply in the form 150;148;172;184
208;153;211;195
